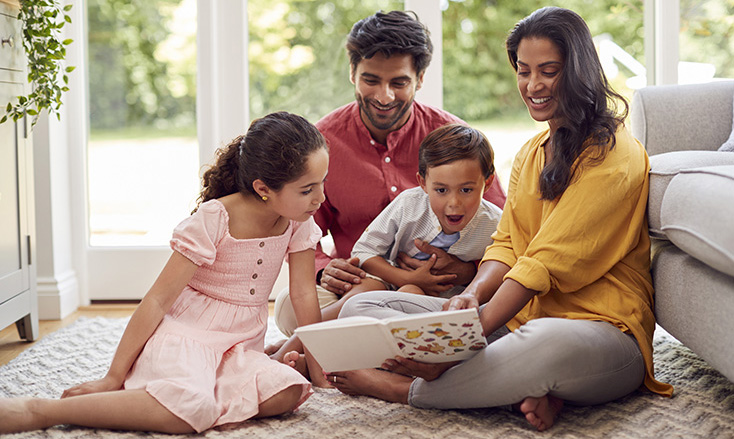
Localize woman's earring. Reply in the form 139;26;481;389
261;196;268;201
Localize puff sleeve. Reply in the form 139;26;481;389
287;217;323;255
170;200;228;266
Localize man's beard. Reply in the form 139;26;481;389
356;94;414;131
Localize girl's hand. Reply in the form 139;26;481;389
61;375;123;399
381;357;459;382
442;293;479;311
312;371;333;389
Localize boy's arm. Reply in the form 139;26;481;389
361;255;457;296
395;240;477;286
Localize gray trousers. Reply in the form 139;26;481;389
339;291;645;409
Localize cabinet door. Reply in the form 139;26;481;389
0;83;28;304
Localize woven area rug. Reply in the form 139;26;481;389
1;317;733;439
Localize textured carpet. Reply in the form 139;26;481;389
1;317;733;438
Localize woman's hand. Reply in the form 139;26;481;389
442;293;480;311
320;257;365;295
61;375;123;399
381;357;460;382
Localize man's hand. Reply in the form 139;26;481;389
381;356;460;381
395;239;477;286
320;257;365;295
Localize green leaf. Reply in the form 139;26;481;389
62;38;73;45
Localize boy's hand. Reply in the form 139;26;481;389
395;239;477;285
402;254;456;296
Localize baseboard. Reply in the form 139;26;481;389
37;271;80;319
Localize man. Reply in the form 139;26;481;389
273;10;506;337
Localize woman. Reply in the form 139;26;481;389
326;7;672;432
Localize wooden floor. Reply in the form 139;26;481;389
0;304;137;367
0;302;278;367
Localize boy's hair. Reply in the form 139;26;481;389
418;124;495;179
346;10;433;76
196;111;327;210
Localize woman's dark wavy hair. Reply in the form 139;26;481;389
195;111;327;211
418;124;495;180
506;7;629;200
346;10;433;76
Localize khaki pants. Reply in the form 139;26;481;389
273;285;339;337
273;273;391;337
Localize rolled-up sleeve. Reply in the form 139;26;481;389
482;130;649;295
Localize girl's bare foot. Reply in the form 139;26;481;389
282;351;308;379
0;397;41;433
518;395;563;432
265;338;287;356
327;369;413;404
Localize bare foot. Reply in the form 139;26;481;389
327;369;413;404
282;351;308;379
0;397;40;433
265;338;287;356
518;395;563;432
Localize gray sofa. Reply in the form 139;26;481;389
631;80;734;383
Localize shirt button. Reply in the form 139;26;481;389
384;157;391;163
249;288;256;295
370;140;375;145
257;259;263;265
259;242;265;248
252;273;258;279
391;186;398;193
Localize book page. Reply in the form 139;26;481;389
385;309;487;363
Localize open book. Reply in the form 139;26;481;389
294;309;487;372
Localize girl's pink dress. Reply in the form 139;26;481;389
124;199;320;432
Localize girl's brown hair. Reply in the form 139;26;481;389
195;111;327;210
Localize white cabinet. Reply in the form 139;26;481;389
0;0;38;341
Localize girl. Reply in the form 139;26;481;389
0;111;329;434
327;7;673;432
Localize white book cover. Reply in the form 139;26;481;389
294;308;487;372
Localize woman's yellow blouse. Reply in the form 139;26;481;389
483;126;673;397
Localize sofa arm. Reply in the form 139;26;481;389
631;81;734;156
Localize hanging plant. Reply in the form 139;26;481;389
1;0;75;127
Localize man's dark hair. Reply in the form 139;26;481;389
346;10;433;75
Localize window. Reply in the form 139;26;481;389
87;0;198;246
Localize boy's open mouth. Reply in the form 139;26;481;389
446;214;464;225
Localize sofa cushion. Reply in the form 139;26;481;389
648;151;734;238
660;165;734;277
719;93;734;152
